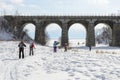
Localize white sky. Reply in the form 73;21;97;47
0;0;120;15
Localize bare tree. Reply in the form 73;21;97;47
95;26;112;44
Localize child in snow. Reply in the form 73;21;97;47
18;41;26;59
29;42;35;56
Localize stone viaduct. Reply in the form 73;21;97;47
4;15;120;46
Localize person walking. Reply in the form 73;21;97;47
64;43;68;52
29;42;35;56
88;44;91;51
53;41;59;52
18;41;26;59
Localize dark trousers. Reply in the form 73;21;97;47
29;48;34;55
89;46;91;51
54;47;57;52
19;48;24;59
64;46;67;52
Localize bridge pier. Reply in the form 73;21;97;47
86;22;95;46
61;22;68;46
35;24;40;43
35;23;46;45
15;25;24;39
112;23;120;46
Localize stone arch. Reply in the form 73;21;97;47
68;23;87;47
67;20;88;46
67;20;88;30
94;20;114;29
43;20;62;29
44;22;62;46
18;22;36;41
94;22;112;46
23;23;36;40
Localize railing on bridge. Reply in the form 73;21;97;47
2;15;120;19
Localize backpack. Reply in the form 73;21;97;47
30;43;34;48
19;43;23;48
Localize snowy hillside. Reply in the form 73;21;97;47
0;41;120;80
0;17;13;40
0;31;13;40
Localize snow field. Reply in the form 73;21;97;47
0;41;120;80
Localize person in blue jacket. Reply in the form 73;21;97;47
53;41;59;52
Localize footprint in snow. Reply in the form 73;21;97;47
24;73;30;77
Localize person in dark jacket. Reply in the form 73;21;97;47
88;44;91;51
18;41;26;59
29;42;35;56
64;43;68;52
53;41;59;52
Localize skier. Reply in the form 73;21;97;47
64;43;68;52
29;42;35;56
18;41;26;59
53;41;59;52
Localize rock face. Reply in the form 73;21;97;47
0;17;10;32
0;17;33;41
0;17;13;40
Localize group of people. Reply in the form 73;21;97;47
53;41;92;52
18;40;91;59
18;41;35;59
53;41;68;52
18;40;68;59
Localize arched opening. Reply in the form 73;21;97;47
94;23;112;46
68;23;86;47
45;23;62;46
23;23;36;42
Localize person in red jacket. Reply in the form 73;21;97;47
29;42;35;56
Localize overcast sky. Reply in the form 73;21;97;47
0;0;120;15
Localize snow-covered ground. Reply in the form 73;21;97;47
46;39;86;47
0;41;120;80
